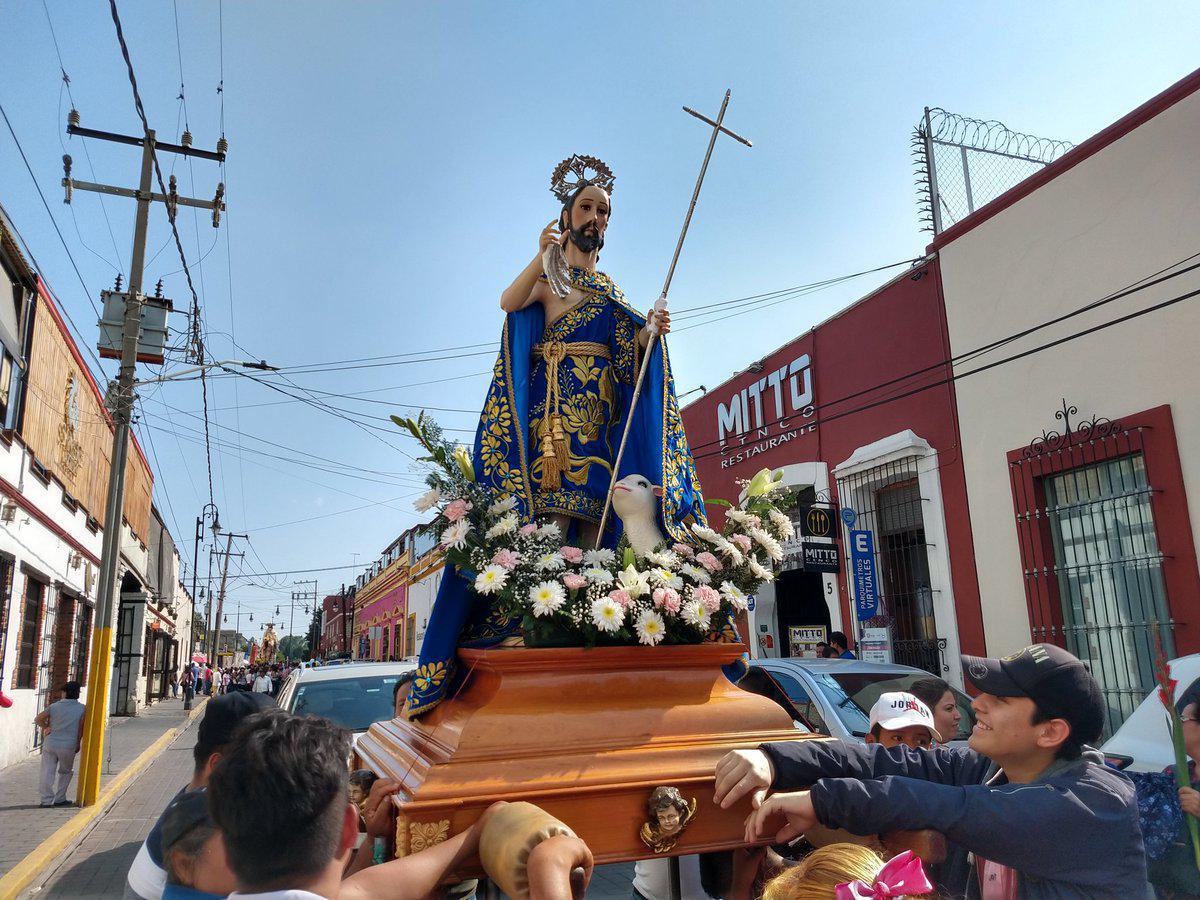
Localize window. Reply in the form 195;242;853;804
16;576;45;688
0;351;13;427
1043;453;1169;726
764;668;830;735
73;603;92;684
0;557;13;675
392;622;402;661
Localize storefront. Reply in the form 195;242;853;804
681;261;984;684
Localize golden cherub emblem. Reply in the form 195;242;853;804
638;786;697;854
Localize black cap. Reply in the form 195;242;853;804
159;789;212;857
963;643;1105;744
196;691;275;758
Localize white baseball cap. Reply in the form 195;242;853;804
868;691;942;742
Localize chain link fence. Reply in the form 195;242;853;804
913;108;1074;234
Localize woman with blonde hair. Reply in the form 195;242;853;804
763;844;933;900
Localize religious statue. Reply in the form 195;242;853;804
638;786;697;853
405;155;708;718
260;623;279;662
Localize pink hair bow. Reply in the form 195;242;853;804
835;851;934;899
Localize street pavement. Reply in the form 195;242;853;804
8;692;640;899
0;696;195;887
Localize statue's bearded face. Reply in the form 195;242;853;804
562;185;610;254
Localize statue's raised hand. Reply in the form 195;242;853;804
540;219;567;254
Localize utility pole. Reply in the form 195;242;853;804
291;580;317;661
209;533;247;665
71;112;225;808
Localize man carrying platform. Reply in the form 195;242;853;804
714;644;1152;898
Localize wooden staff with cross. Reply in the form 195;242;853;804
595;90;753;548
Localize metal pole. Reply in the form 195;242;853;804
77;130;157;807
923;108;944;235
209;533;242;664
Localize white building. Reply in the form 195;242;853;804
935;68;1200;729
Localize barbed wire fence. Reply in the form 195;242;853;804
913;107;1075;234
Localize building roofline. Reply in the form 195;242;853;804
928;66;1200;252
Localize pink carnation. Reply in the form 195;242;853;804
653;587;682;613
444;499;473;522
519;523;538;536
608;588;633;608
730;534;753;554
695;551;723;573
562;573;587;591
560;545;584;564
694;584;722;613
492;549;520;570
672;542;695;559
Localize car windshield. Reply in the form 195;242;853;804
291;674;404;731
811;671;976;740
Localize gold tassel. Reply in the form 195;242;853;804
540;430;561;491
552;416;569;471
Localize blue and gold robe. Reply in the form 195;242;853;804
405;267;708;718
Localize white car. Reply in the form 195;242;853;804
1102;653;1200;772
276;661;416;744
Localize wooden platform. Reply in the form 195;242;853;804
353;644;817;869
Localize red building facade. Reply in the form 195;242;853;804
320;592;349;657
681;261;983;685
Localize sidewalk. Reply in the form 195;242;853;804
0;696;199;898
25;704;200;899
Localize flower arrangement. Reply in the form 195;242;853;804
395;412;793;648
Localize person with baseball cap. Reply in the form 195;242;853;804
157;789;237;900
125;691;276;900
865;692;941;750
715;644;1151;898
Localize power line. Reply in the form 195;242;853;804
689;270;1200;465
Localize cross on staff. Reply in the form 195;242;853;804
595;90;753;547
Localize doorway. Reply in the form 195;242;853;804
775;569;831;657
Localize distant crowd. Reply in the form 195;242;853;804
171;661;297;701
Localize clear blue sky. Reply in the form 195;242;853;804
2;1;1196;639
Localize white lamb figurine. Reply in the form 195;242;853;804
611;474;667;559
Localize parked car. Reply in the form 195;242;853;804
742;658;976;744
276;661;416;743
1102;652;1200;772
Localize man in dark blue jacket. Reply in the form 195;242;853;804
715;644;1151;898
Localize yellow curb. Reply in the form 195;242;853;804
0;698;209;900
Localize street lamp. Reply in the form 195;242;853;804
186;502;219;711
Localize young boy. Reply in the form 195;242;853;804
864;692;941;750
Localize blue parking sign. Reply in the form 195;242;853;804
849;530;878;621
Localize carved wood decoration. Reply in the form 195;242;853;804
355;644;816;874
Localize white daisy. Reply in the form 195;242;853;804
474;565;509;595
487;495;518;518
720;581;750;611
413;487;442;513
583;567;615;586
529;581;566;617
645;549;681;570
536;522;562;539
649;567;683;590
679;563;711;585
535;552;566;572
583;548;616;567
691;524;724;545
635;609;666;647
440;520;471;550
713;534;743;565
768;507;795;539
590;596;625;632
681;600;711;630
749;527;784;562
485;512;519;540
616;565;650;599
748;555;775;583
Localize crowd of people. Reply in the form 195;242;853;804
175;661;298;702
95;641;1194;898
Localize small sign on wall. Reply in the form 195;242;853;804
860;626;892;664
788;625;828;658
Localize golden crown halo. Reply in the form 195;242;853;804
550;154;615;204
